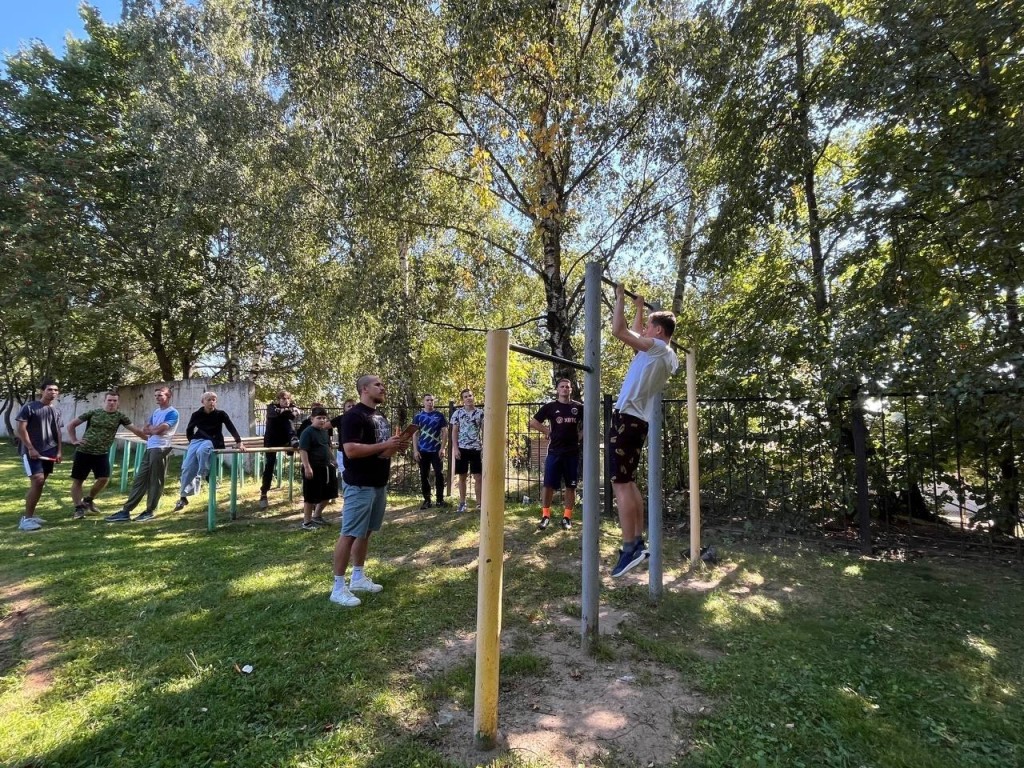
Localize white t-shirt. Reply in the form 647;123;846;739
614;339;679;423
146;406;180;449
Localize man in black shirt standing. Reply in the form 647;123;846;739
528;378;583;531
258;390;299;508
329;374;410;608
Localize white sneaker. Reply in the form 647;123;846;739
349;576;383;593
19;517;42;531
26;516;46;523
329;586;361;607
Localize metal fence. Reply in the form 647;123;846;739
660;390;1023;557
255;402;552;501
258;389;1023;556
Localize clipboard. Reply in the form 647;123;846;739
398;424;420;440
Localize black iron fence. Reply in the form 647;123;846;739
257;389;1023;556
254;402;552;502
660;389;1023;557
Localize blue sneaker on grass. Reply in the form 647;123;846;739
611;540;647;578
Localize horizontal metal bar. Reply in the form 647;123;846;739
509;343;593;373
600;276;693;355
600;275;662;311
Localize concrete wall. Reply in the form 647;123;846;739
1;379;255;439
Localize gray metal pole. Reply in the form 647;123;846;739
648;393;663;600
581;261;601;649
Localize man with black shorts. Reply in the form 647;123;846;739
607;284;678;577
450;388;483;514
67;391;146;518
529;378;583;531
329;375;410;608
299;407;337;530
15;380;64;531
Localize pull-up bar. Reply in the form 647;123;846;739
599;274;692;355
473;262;702;752
599;274;662;311
508;344;594;373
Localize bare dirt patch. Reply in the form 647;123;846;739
414;602;707;768
0;577;58;699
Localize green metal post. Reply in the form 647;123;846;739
207;461;218;532
289;451;295;502
230;452;239;519
120;441;132;491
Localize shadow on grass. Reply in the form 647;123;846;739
3;440;1024;768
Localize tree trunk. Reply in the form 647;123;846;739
394;229;414;422
672;195;697;316
794;27;827;319
148;313;175;381
539;211;577;385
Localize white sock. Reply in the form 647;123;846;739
334;575;345;591
351;566;364;583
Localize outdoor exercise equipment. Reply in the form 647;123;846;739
472;261;703;750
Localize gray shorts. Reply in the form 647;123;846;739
341;485;387;538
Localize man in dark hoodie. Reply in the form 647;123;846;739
172;392;245;512
258;390;299;508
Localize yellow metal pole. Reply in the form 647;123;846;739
473;330;509;751
687;348;702;566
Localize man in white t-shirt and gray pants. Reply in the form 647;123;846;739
105;384;180;523
607;284;678;577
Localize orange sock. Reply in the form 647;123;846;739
542;507;551;518
563;509;572;520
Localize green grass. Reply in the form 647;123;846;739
1;443;1023;767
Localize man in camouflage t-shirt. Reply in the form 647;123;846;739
67;391;146;518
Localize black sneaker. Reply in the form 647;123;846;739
310;516;328;526
83;496;100;514
104;510;131;523
301;520;318;531
73;505;87;520
173;497;189;512
560;517;572;530
437;499;450;508
537;516;550;530
420;500;433;510
133;510;156;522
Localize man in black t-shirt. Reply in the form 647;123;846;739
528;378;583;531
329;375;411;608
16;380;63;532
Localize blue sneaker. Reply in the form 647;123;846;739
104;510;131;523
611;541;647;578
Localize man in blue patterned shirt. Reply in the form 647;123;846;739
412;394;449;510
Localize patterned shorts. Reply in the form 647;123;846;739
607;411;648;484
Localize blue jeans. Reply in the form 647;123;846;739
179;439;214;498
